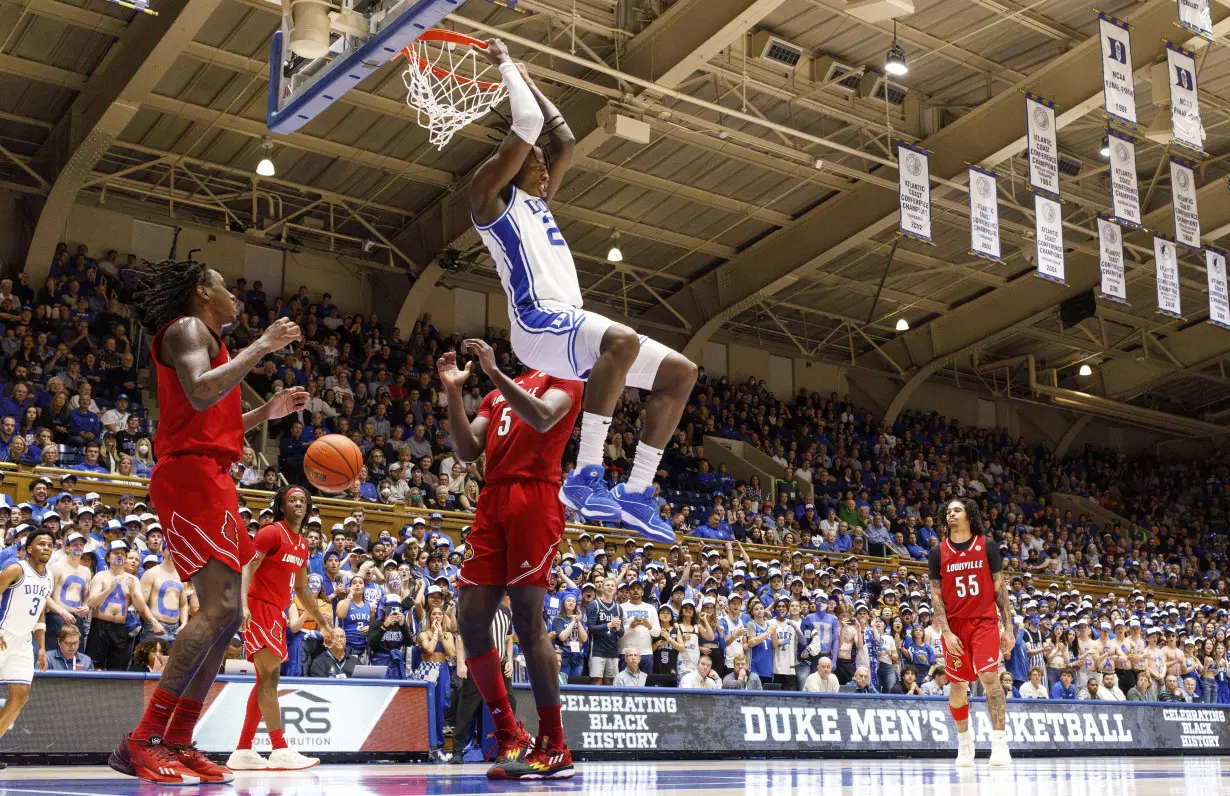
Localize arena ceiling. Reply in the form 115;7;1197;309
6;0;1230;429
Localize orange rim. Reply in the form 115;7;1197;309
397;29;503;91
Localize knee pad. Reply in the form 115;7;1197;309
949;703;969;723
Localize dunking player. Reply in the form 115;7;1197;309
470;40;696;543
109;259;308;785
228;485;333;771
440;339;582;779
929;498;1013;767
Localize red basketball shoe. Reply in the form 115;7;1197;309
485;722;535;779
108;734;202;785
169;741;235;783
488;734;574;780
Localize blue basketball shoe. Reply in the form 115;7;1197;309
559;465;621;523
610;484;676;544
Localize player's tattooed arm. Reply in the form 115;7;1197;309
994;571;1016;654
437;351;488;463
163;315;299;413
463;339;575;433
928;579;951;634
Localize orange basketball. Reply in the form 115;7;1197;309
304;434;364;493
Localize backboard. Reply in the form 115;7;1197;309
267;0;462;134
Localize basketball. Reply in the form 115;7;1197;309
304;434;363;493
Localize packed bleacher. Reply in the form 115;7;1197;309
1;246;1228;763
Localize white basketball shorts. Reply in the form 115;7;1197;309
0;631;34;685
510;302;673;389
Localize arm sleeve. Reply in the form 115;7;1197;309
928;545;942;581
986;539;1003;574
501;62;544;145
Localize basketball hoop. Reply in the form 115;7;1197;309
400;30;508;150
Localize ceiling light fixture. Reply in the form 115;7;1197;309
607;230;623;263
1099;134;1110;159
895;318;909;331
1079;364;1093;376
885;21;908;77
256;137;276;177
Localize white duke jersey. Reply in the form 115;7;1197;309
0;560;52;637
475;185;583;313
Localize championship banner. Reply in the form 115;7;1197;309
968;165;1001;261
897;142;932;244
1025;94;1060;198
1170;157;1201;249
1177;0;1214;39
1034;193;1065;284
1206;247;1230;328
1154;235;1183;317
1098;217;1128;303
1099;13;1136;126
1167;43;1203;153
521;687;1230;758
1107;130;1141;229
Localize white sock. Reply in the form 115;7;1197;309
958;730;971;741
577;412;611;469
992;729;1006;743
625;441;664;493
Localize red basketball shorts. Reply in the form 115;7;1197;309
243;598;289;662
149;453;252;581
943;617;1002;683
458;480;563;590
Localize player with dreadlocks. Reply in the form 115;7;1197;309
929;497;1015;767
108;258;308;785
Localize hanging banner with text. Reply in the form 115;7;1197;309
968;165;1001;261
1167;42;1203;153
1170;157;1201;249
1177;0;1214;40
1108;131;1141;229
1155;235;1182;317
897;142;932;244
522;687;1230;759
1207;247;1230;328
1025;94;1060;198
1035;194;1065;285
1098;217;1128;304
1099;13;1137;126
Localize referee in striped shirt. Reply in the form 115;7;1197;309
450;595;516;760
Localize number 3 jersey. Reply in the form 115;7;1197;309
477;372;584;486
0;560;52;637
928;534;1001;622
475;185;584;313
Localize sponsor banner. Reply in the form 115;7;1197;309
1107;131;1141;229
968;165;1001;262
1034;194;1065;285
897;142;932;244
1167;43;1203;153
1170;157;1201;249
1177;0;1214;40
1025;94;1060;198
1155;235;1183;318
0;672;430;759
1207;247;1230;329
520;687;1230;757
1099;13;1136;126
1098;217;1128;304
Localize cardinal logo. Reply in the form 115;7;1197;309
949;654;962;670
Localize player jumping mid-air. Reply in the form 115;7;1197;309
0;528;53;766
929;498;1013;767
109;258;308;785
229;485;334;771
441;338;583;779
470;40;697;544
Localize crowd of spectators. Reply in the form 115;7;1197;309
4;248;1230;762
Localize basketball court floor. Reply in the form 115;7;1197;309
0;757;1224;795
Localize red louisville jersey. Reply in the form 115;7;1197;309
248;521;308;609
151;318;244;461
477;371;584;486
937;535;999;622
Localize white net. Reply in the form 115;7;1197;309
402;36;508;150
